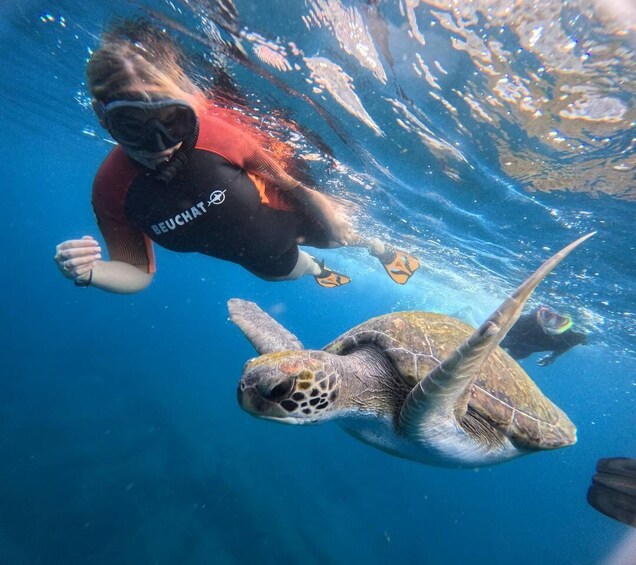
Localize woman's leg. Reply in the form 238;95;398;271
286;250;321;279
295;196;421;285
283;250;351;287
252;250;350;288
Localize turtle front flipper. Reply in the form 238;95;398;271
399;233;594;463
228;299;303;354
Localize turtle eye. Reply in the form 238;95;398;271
267;378;295;401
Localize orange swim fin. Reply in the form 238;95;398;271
314;259;351;288
377;248;420;285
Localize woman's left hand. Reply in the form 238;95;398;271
54;235;102;281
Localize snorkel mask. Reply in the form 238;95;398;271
536;306;573;336
93;98;198;152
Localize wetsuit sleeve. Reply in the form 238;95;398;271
92;149;156;273
569;330;589;346
537;331;587;365
197;114;301;191
94;212;155;272
238;138;302;191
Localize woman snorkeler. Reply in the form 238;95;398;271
54;20;420;292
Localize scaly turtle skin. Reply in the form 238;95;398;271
229;233;593;468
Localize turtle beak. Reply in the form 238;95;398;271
237;378;290;420
236;371;289;420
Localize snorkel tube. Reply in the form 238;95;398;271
154;118;199;183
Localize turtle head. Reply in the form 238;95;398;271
237;350;341;425
536;306;573;336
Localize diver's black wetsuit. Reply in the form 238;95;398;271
124;150;326;277
92;108;329;278
501;309;588;363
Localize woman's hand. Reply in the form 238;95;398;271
537;354;556;366
54;236;153;293
54;236;102;282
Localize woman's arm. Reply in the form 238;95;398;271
241;140;302;192
89;259;154;293
54;235;154;294
240;141;353;244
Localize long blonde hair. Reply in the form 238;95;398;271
87;20;204;109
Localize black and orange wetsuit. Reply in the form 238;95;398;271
92;108;329;277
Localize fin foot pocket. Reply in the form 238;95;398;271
314;259;351;288
377;249;420;285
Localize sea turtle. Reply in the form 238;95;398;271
228;233;593;467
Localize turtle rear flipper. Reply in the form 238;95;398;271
588;457;636;527
399;233;594;453
228;299;303;354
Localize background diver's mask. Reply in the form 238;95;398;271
94;98;198;152
536;306;573;336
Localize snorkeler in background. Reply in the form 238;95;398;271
588;458;636;528
53;20;420;293
500;305;588;366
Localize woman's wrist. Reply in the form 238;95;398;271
74;269;93;288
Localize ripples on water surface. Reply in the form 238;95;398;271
16;0;634;357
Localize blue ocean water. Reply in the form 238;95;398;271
1;1;635;563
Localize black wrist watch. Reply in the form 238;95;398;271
74;270;93;288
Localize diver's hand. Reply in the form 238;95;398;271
537;354;555;367
54;236;102;282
